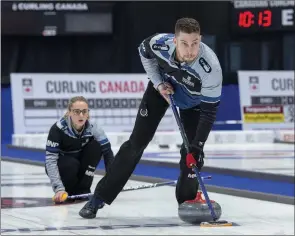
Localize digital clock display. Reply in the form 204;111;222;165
238;9;273;28
231;2;295;33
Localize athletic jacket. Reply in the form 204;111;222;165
45;116;114;193
138;33;223;146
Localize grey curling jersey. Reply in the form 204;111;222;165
139;33;223;109
45;116;113;193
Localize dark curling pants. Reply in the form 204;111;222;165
48;139;103;196
94;81;203;205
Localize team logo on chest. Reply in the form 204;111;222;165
152;44;170;51
182;76;194;87
165;73;201;95
199;57;212;73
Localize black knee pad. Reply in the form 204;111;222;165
175;170;199;205
176;145;202;204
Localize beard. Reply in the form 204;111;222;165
175;48;197;63
180;54;197;63
183;55;196;63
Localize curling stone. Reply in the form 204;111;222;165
178;196;222;224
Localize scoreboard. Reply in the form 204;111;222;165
231;0;295;33
22;98;149;133
10;73;175;134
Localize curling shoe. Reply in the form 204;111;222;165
185;191;215;204
79;195;105;219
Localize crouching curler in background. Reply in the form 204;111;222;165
45;96;114;204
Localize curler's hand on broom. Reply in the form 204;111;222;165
52;190;68;203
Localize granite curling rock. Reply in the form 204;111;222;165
178;194;222;224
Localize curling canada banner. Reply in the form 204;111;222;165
238;71;294;130
10;73;176;134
